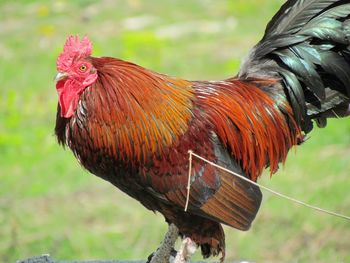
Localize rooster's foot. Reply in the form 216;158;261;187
174;237;197;263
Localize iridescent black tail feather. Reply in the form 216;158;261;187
240;0;350;133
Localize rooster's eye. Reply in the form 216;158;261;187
79;64;87;72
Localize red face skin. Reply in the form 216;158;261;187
56;59;97;118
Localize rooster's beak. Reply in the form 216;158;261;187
55;72;68;82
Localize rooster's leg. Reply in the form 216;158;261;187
148;223;179;263
174;237;197;263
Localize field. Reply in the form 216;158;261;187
1;0;350;262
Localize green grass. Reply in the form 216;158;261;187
1;0;350;262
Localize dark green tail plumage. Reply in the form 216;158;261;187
239;0;350;133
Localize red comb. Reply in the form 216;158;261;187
56;35;92;72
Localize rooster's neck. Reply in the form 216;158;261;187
79;57;195;162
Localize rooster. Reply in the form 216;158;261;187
55;0;350;262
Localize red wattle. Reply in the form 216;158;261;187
56;79;86;118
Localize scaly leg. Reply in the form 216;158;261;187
149;223;179;263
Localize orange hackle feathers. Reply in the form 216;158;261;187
194;79;302;181
82;58;194;164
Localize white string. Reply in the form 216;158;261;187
185;150;350;221
184;152;193;212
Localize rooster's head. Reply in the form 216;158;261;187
55;35;97;118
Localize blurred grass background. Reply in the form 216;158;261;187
1;0;350;262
